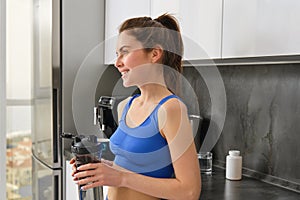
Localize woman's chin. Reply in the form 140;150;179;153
122;81;134;88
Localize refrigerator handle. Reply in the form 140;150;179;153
53;88;60;165
52;0;61;168
54;172;62;200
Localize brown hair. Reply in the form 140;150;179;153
118;13;184;95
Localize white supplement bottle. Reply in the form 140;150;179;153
226;150;242;180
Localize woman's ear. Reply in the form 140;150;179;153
151;45;163;63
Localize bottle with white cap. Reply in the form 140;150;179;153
226;150;242;180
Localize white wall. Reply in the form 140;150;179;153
6;0;32;100
0;0;7;199
6;0;33;133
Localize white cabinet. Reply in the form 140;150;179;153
222;0;300;58
104;0;151;64
179;0;223;60
104;0;223;64
150;0;180;18
105;0;300;62
151;0;223;60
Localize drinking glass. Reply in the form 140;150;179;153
198;152;213;175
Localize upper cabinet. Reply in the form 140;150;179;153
222;0;300;58
177;0;223;60
104;0;151;64
105;0;300;63
105;0;223;64
151;0;223;60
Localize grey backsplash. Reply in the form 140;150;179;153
183;64;300;191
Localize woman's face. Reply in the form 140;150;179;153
115;31;159;88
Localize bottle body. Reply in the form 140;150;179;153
226;150;242;180
71;135;104;200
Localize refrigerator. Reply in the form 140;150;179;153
31;0;106;199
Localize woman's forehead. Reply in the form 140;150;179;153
117;31;143;48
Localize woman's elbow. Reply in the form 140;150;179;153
183;181;201;200
186;186;201;200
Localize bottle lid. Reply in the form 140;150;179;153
229;150;240;156
71;135;102;155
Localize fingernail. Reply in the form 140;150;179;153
80;187;86;191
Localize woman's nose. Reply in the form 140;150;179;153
115;56;123;68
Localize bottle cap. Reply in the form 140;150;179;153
71;135;102;155
229;150;240;156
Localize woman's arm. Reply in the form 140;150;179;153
72;98;201;200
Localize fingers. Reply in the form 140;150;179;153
70;161;102;179
74;168;96;179
71;162;118;189
74;163;104;180
74;170;104;190
73;163;106;187
101;158;113;166
69;157;76;164
77;163;99;171
80;179;103;191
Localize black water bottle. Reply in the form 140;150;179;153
71;135;102;167
71;135;103;200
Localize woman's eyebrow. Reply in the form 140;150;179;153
118;45;130;52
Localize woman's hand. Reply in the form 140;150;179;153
69;158;78;178
70;158;124;190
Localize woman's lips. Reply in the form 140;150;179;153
121;71;128;78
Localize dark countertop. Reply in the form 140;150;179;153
200;167;300;200
65;147;300;199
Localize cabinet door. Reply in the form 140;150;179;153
151;0;222;60
222;0;300;58
179;0;223;60
151;0;180;18
104;0;151;64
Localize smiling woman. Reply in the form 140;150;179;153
70;13;201;200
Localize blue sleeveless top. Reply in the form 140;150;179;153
109;94;179;178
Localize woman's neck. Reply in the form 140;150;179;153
137;84;172;103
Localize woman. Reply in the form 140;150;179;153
70;14;201;200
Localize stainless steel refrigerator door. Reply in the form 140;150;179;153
32;155;62;200
32;0;61;168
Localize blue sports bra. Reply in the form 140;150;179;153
109;94;179;178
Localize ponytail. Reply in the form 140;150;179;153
154;13;180;32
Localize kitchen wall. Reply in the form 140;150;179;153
96;62;300;191
183;63;300;191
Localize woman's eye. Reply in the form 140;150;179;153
121;49;129;54
116;49;129;58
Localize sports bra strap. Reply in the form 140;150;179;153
157;94;178;105
120;94;140;121
128;94;141;107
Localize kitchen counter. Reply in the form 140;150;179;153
200;167;300;200
65;147;300;199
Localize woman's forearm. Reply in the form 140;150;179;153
120;171;200;200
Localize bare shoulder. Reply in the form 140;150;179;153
117;97;131;121
159;97;188;115
117;97;131;112
157;97;189;136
